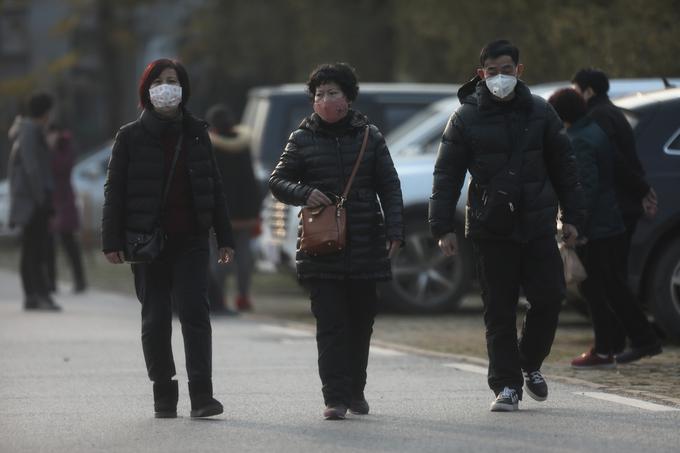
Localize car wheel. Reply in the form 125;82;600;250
648;236;680;341
379;219;472;313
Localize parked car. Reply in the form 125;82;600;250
377;79;680;317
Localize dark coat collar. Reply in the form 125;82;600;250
457;75;534;113
300;109;369;134
140;108;207;139
587;93;613;109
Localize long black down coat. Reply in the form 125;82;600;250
101;109;234;253
429;77;584;242
269;110;404;281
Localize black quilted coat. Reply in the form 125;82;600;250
429;76;584;242
269;110;404;280
101;109;233;253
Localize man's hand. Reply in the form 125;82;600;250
104;251;124;264
562;223;579;249
642;188;658;219
386;240;402;259
437;232;458;256
218;247;235;264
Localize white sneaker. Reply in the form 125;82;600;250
490;387;519;412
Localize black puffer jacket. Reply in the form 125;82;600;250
587;94;650;222
269;110;404;280
102;109;233;253
429;77;584;242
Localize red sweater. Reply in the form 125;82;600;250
160;132;198;234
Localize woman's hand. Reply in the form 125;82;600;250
306;189;332;207
105;251;125;264
387;240;402;259
218;247;235;264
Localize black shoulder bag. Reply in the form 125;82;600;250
124;134;183;263
478;115;525;236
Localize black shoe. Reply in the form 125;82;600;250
153;380;178;418
323;404;348;420
523;369;548;402
24;295;61;311
615;342;662;364
189;380;223;418
490;387;519;412
349;395;369;415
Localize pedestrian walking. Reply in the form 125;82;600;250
45;124;87;294
571;68;660;363
7;94;61;311
101;58;235;419
269;62;404;420
205;104;260;314
548;89;662;368
429;40;584;412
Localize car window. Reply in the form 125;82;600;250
665;128;680;156
383;105;428;132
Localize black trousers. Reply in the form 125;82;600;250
20;207;51;298
46;232;86;291
132;233;212;384
473;236;565;397
307;278;378;406
577;233;657;354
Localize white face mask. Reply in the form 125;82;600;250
149;84;182;109
485;74;517;99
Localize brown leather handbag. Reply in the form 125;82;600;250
299;126;370;256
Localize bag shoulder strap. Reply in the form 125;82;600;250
160;133;183;211
341;126;370;200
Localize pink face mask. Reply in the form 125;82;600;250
313;97;349;124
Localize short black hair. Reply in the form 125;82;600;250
27;92;54;118
138;58;191;110
548;88;587;124
572;68;610;96
480;39;519;66
306;63;359;102
205;104;236;135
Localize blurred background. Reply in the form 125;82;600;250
2;0;680;178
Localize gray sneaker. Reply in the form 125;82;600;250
490;387;519;412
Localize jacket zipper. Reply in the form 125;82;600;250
334;136;351;271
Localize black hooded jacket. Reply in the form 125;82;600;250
102;109;234;253
587;94;650;222
429;77;584;242
269;110;404;281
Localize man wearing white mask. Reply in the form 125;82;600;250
429;40;584;412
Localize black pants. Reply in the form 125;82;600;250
473;236;565;397
307;278;378;406
20;207;51;299
578;233;657;354
132;233;212;384
46;232;86;291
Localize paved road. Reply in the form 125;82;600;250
1;270;679;453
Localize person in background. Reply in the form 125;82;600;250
102;58;234;419
205;103;260;314
45;124;87;294
571;68;659;363
8;93;61;311
548;88;662;367
269;62;404;420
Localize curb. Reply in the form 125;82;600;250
250;315;680;409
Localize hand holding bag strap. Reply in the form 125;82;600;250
340;126;370;203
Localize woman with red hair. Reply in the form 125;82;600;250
102;59;235;418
